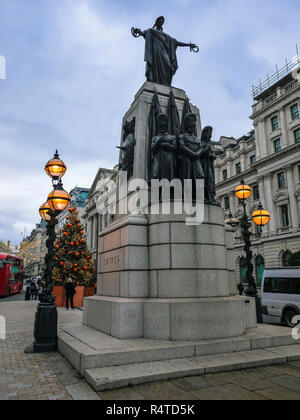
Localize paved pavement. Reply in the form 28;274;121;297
0;301;100;400
0;292;27;303
1;300;300;400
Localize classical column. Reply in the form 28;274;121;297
253;121;261;160
286;164;299;230
259;118;268;158
229;193;235;213
262;173;276;234
240;153;246;172
279;107;289;148
93;214;99;249
88;218;93;249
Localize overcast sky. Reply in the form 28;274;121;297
0;0;299;245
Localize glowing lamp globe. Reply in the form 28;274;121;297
235;181;252;200
39;202;52;221
252;204;271;226
47;182;71;212
45;151;67;180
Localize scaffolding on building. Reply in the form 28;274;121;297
252;46;300;99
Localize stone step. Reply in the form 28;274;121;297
85;345;300;392
58;324;299;376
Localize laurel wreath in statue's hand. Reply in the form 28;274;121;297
190;43;199;53
131;27;141;38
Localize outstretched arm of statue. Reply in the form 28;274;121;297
176;41;199;52
131;27;145;38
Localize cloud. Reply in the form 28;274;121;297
0;0;299;244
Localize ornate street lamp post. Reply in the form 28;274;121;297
225;179;271;323
33;151;70;353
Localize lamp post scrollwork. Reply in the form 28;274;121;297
33;152;70;353
225;179;271;323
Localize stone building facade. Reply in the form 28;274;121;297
18;222;47;283
56;186;90;231
81;167;118;270
215;63;300;287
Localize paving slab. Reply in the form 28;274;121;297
203;370;271;391
65;382;101;400
255;385;300;401
171;376;212;391
134;382;196;400
191;384;266;400
99;388;145;400
268;375;300;393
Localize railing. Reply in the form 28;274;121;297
252;55;300;99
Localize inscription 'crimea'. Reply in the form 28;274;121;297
103;255;121;266
100;249;125;273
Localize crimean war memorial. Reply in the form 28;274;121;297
58;17;300;391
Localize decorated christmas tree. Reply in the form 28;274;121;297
52;207;95;287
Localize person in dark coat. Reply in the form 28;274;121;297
30;280;38;300
25;285;31;301
65;278;76;310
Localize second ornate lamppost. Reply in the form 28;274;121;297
225;179;271;323
33;151;71;353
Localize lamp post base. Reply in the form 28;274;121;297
255;296;264;324
33;303;58;353
244;288;263;324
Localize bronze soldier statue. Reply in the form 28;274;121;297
200;126;216;203
178;113;205;197
151;113;177;181
117;118;136;179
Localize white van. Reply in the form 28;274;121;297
261;267;300;327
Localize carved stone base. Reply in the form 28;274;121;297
83;205;257;341
33;303;58;353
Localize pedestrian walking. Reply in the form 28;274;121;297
25;285;31;301
30;280;36;300
64;278;76;310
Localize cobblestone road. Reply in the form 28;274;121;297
1;301;300;400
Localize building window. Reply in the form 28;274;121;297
253;185;260;201
291;104;299;120
224;196;230;210
239;257;247;283
274;138;281;153
281;204;290;227
282;251;292;267
277;172;286;189
255;256;265;287
236;163;241;175
271;116;279;131
294;128;300;143
223;169;228;181
250;155;256;165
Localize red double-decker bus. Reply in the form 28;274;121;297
0;254;24;297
